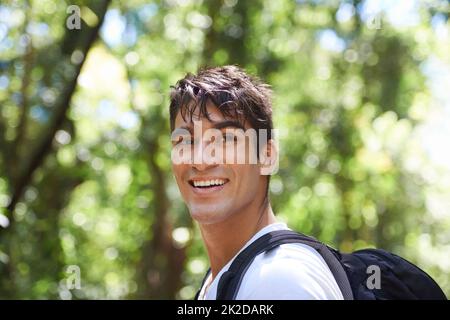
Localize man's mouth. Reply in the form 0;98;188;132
188;178;229;194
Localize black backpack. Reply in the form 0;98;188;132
195;230;447;300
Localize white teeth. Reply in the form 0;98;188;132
193;179;226;187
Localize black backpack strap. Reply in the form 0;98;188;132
194;268;211;300
216;230;354;300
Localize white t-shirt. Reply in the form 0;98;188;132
198;222;344;300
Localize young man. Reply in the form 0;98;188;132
169;65;343;300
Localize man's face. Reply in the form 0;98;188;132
171;101;268;225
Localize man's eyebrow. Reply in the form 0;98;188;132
172;120;245;134
212;120;245;130
173;126;193;134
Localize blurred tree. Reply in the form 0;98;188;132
0;0;448;299
0;0;110;298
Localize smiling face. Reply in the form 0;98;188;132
171;101;269;225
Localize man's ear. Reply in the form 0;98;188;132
260;139;278;175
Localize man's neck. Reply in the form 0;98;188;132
199;199;277;279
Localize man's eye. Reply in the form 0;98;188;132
174;137;193;145
180;138;193;145
222;133;237;143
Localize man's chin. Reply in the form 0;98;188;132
188;208;228;225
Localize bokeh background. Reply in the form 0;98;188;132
0;0;449;299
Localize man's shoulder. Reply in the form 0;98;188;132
235;243;344;300
248;242;332;280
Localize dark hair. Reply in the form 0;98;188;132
169;65;273;141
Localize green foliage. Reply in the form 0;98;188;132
0;0;449;299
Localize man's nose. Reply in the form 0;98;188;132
192;138;218;171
